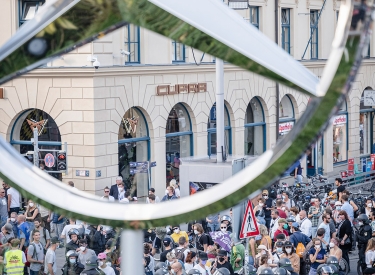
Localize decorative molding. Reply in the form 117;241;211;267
333;0;337;10
306;0;310;9
295;0;299;8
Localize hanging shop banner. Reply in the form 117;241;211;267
348;158;354;171
333;115;347;125
279;122;294;135
371;154;375;170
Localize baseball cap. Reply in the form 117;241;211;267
50;236;60;244
217;250;227;257
198;251;208;261
335;201;342;206
257;245;268;251
163;237;172;246
97;253;107;260
4;223;12;233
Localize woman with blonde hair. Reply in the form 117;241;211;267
365;238;375;268
258;224;272;250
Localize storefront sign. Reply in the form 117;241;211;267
332;115;347;125
348;158;354;171
129;161;149;175
279;122;294;134
156;83;207;95
371;154;375;170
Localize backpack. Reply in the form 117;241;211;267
204;233;214;246
296;242;305;258
174;247;187;262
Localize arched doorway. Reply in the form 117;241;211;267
118;107;150;198
244;97;266;155
10;109;61;178
207;103;232;156
279;95;295;138
165;103;193;185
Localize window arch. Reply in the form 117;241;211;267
244;97;266;155
166;103;193;185
10;108;62;178
360;88;375;155
207;103;232;156
279;95;295;137
118;107;150;198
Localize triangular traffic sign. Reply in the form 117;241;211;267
239;200;260;239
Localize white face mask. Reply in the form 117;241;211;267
329;242;335;248
368;203;373;208
261;250;267;255
282;207;286;211
359;222;364;226
69;259;76;264
194;230;199;235
80;246;86;251
98;261;104;266
221;228;227;233
282;196;286;200
315;245;320;249
10;218;15;222
29;203;34;207
285;248;292;254
259;203;264;207
174;229;180;234
267;259;273;264
118;188;124;192
263;196;268;199
336;206;341;210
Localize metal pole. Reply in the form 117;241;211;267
121;229;143;274
216;58;225;162
33;128;39;167
275;0;280;142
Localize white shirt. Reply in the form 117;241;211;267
300;218;312;237
195;264;210;274
61;224;81;243
101;196;115;202
270;218;280;239
366;249;375;267
8;187;20;208
99;265;116;275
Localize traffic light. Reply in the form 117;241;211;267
57;151;67;171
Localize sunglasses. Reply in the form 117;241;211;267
104;191;109;193
221;227;227;229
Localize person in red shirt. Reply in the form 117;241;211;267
276;200;287;218
273;218;289;241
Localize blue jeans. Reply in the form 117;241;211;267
256;216;266;225
30;270;40;275
207;223;219;232
311;227;317;238
248;255;254;266
0;216;7;228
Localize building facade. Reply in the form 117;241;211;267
0;0;375;199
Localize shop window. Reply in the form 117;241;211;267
333;101;348;163
124;24;140;63
19;0;44;26
10;109;61;179
118;107;149;198
249;6;259;29
166;103;193;185
245;97;266;155
279;95;295;138
360;89;375;155
207;103;232;156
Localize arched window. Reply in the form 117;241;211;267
10;109;61;177
360;88;375;155
207;103;231;156
118;107;149;197
166;103;193;184
279;95;295;137
333;101;348;163
244;97;266;155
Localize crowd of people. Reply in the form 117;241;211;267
2;175;375;275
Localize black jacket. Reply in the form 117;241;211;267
109;185;119;200
264;198;273;218
87;226;105;254
216;261;234;275
357;224;372;246
66;240;79;254
337;219;352;249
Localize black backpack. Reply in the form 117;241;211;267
174;248;187;262
204;233;214;246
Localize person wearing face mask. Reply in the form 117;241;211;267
280;241;299;274
62;250;84;275
356;214;372;273
171;225;189;245
254;198;266;225
194;252;210;274
7;212;19;238
219;223;231;234
25;200;40;231
143;243;155;275
308;238;327;275
261;190;273;230
361;198;374;217
109;176;124;201
271;241;285;266
369;210;375;237
273;219;289;242
328;238;342;262
211;250;234;275
77;239;96;269
332;202;342;224
194;224;209;252
184;251;197;273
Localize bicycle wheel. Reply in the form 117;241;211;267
339;258;349;275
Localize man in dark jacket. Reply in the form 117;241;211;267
356;214;372;272
87;225;105;255
261;190;273;230
109;176;124;200
213;250;234;275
